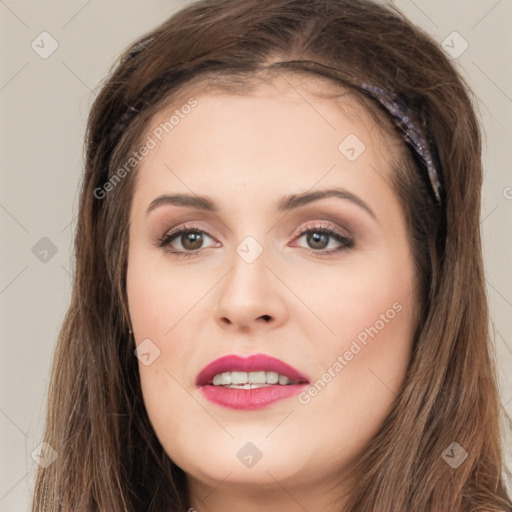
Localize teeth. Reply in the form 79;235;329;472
211;371;294;387
231;371;248;385
278;374;289;385
267;371;279;384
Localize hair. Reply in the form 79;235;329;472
32;0;512;510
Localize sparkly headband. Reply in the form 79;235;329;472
360;83;443;204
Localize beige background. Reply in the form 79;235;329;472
0;1;511;510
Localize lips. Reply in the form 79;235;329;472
195;353;310;410
195;353;310;387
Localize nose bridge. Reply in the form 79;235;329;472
224;234;270;304
213;231;287;329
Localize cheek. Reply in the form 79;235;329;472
288;246;415;355
294;247;416;411
328;296;414;404
126;248;208;444
126;247;205;338
292;284;415;472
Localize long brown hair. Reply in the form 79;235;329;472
32;0;512;510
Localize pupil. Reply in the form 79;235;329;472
183;232;202;250
308;232;328;249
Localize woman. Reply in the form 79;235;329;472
32;0;512;510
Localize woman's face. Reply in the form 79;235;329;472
126;75;417;509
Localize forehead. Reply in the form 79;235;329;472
146;73;397;163
151;71;396;145
129;73;403;215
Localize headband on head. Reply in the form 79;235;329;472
360;83;443;204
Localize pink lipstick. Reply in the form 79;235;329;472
196;353;310;410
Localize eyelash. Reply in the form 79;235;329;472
156;222;354;259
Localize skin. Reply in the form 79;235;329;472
126;73;417;512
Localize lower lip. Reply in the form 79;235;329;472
199;383;309;410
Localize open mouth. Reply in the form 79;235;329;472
196;353;310;410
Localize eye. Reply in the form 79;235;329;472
156;223;218;258
292;223;354;255
156;222;354;259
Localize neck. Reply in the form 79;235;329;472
186;471;351;512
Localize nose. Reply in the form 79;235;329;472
213;248;288;332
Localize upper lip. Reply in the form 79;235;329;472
195;353;310;386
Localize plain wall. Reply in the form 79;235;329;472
1;1;511;510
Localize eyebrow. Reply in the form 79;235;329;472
146;187;376;219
